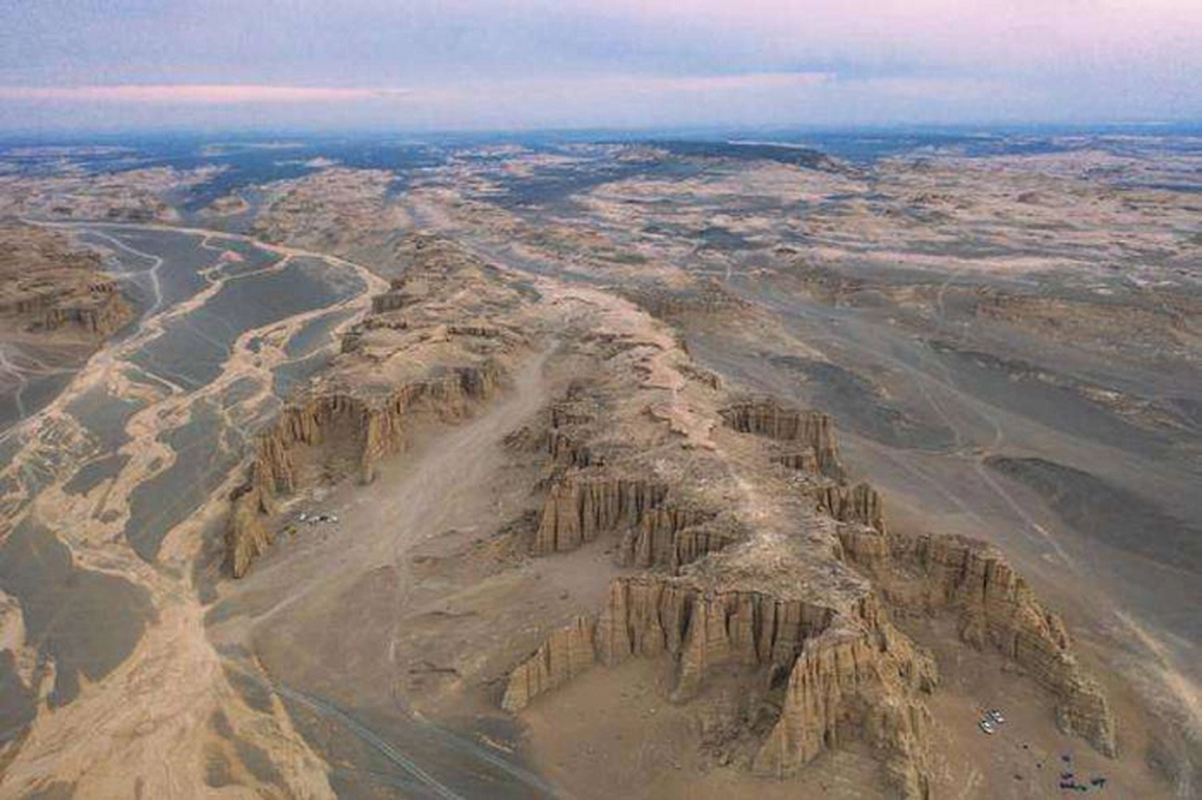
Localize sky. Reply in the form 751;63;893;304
0;0;1199;133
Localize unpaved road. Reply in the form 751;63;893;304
209;345;560;799
222;345;554;624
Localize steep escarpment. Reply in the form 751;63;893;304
502;616;597;713
265;366;503;490
499;361;1118;796
507;525;939;798
492;324;946;796
226;234;537;577
837;524;1117;756
720;399;844;479
755;620;936;798
0;222;133;340
814;481;887;533
531;469;737;570
228;364;505;576
593;573;842;693
618;278;750;321
534;473;669;554
721;398;886;532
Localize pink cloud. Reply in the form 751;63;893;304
0;73;835;108
0;84;411;104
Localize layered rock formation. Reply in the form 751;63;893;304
0;222;133;340
618;278;750;321
837;525;1117;756
226;235;533;577
720;399;844;479
814;481;887;533
755;621;935;797
500;372;1118;797
227;365;504;576
502;616;597;713
534;473;669;554
593;575;839;688
508;526;940;798
615;508;737;570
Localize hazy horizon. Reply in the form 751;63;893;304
2;1;1199;133
5;120;1202;144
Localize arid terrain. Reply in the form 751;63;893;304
0;130;1199;799
0;222;136;428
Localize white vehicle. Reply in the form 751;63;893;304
987;709;1005;724
978;719;996;735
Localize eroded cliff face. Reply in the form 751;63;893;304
720;400;844;479
226;235;533;577
502;616;597;713
838;525;1118;756
531;471;735;570
260;365;505;492
15;278;132;337
814;481;887;533
505;550;939;798
595;576;839;691
628;580;939;797
534;473;669;554
227;364;504;576
756;622;936;799
227;482;274;580
0;223;134;341
499;377;1118;797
